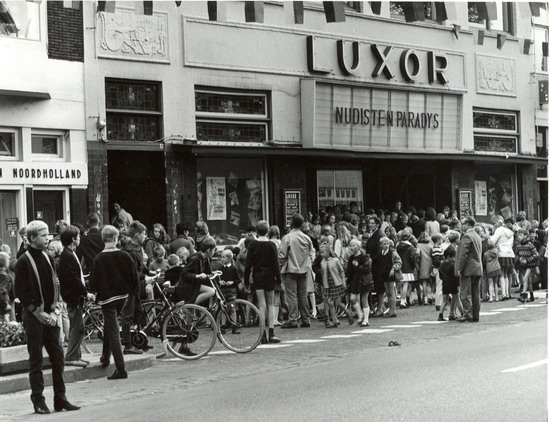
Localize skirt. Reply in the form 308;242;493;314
498;257;515;268
323;284;346;300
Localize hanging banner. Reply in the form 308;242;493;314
475;181;487;216
206;177;226;220
458;189;473;219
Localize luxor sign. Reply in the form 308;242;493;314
307;36;450;86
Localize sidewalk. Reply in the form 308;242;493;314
0;352;156;395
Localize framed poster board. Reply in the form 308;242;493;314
284;189;301;228
458;189;473;219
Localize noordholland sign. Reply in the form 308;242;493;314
0;163;88;185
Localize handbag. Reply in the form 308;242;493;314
25;251;60;326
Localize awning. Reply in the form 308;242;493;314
167;142;547;165
0;88;50;100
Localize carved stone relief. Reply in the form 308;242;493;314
476;54;515;97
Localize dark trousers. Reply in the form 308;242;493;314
459;275;481;320
65;304;84;361
101;299;126;370
22;310;66;405
121;294;137;347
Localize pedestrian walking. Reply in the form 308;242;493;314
58;225;90;368
244;220;282;343
14;220;80;414
279;214;316;329
89;225;139;380
372;237;401;318
455;217;483;322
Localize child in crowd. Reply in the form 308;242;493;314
148;246;169;273
431;234;444;311
514;228;539;303
437;247;459;321
164;254;183;287
219;249;239;300
319;243;351;328
417;232;433;305
319;225;335;247
483;239;501;302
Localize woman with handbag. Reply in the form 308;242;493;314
346;238;374;326
373;237;402;318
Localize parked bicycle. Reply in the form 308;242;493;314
162;270;264;360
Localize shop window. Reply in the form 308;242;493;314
195;88;270;143
317;170;363;212
474;165;516;222
473;110;519;154
0;130;16;157
31;134;63;158
105;79;162;142
390;2;438;21
197;157;265;245
0;1;40;40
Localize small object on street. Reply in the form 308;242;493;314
388;341;401;347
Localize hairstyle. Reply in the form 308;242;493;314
0;244;11;255
491;215;504;225
74;223;85;235
221;249;234;264
431;233;444;244
425;207;437;222
167;254;180;267
398;230;410;241
443;247;456;259
195;221;209;236
48;240;63;256
128;221;147;238
54;220;69;235
379;236;390;245
517;228;529;236
321;225;331;235
244;235;255;249
60;225;80;247
86;212;101;228
153;246;165;257
175;223;186;236
199;236;216;252
175;246;190;262
19;226;26;235
0;252;9;269
486;238;496;249
447;230;460;243
26;220;49;240
463;216;476;227
418;231;431;244
268;225;280;239
256;220;269;237
319;243;336;257
151;223;167;238
101;225;119;243
349;238;362;248
336;224;352;247
440;224;450;235
291;213;305;229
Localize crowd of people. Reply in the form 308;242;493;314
0;200;547;414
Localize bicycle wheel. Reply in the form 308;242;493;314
161;304;216;360
83;307;104;341
216;299;264;353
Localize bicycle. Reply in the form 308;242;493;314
161;270;264;360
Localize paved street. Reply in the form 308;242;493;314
0;297;547;422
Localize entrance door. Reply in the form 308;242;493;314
33;190;64;232
0;191;18;255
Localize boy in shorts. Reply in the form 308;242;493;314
437;247;460;321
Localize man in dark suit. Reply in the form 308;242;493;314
77;213;104;274
455;216;483;322
59;225;90;367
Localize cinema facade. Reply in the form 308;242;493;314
82;2;546;242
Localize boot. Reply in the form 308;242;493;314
517;292;527;303
529;292;535;302
268;328;281;343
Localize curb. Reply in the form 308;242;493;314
0;353;156;395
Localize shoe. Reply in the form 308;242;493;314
274;320;282;326
54;400;80;412
383;313;397;318
268;335;281;343
178;344;197;356
232;327;241;334
261;334;269;344
300;321;311;328
528;297;535;302
448;315;456;321
123;347;144;355
107;369;128;380
488;299;493;303
99;356;110;368
438;313;446;322
325;321;337;328
456;316;472;322
65;360;88;368
423;300;428;306
360;321;370;327
34;401;51;414
399;303;408;309
281;321;298;329
435;306;441;311
501;296;509;301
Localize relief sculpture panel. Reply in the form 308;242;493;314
97;9;169;63
476;54;515;97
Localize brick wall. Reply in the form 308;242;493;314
47;1;84;62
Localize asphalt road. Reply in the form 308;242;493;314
1;299;547;422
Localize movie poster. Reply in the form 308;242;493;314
475;181;487;216
206;177;226;220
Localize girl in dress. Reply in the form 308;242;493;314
319;243;352;328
